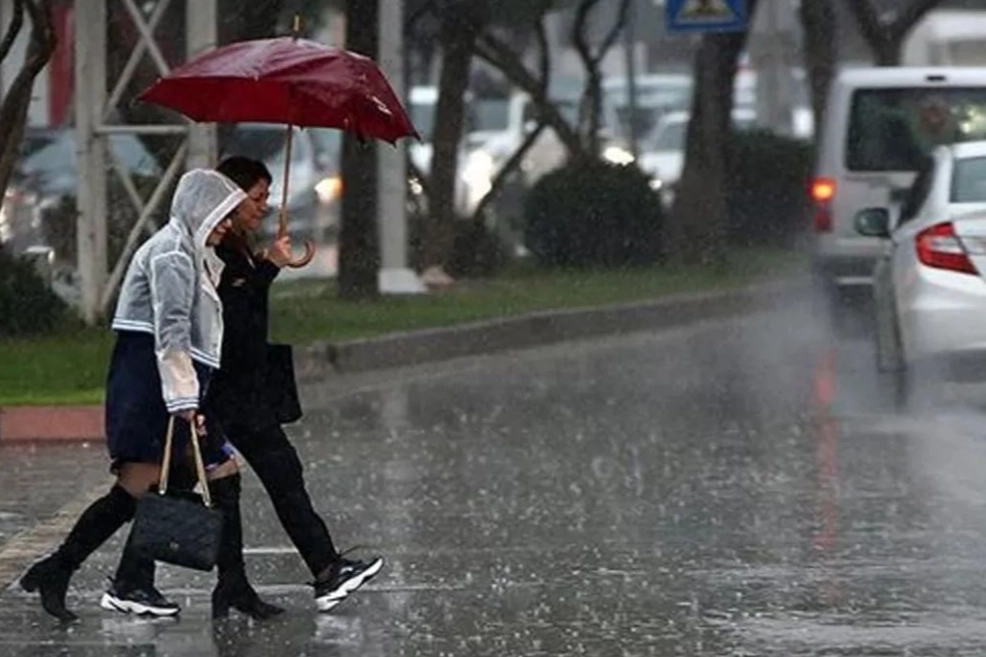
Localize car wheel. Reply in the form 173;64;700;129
877;367;910;412
874;295;905;373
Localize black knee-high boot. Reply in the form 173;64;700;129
210;473;284;620
20;484;136;621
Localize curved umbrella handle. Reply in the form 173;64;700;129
286;239;316;268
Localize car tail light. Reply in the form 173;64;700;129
916;222;977;275
811;178;835;233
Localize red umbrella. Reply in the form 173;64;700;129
139;35;418;266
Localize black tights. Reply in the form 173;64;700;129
51;484;136;572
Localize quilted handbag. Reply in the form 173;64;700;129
266;342;303;424
129;417;224;571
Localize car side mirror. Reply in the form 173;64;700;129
854;207;891;238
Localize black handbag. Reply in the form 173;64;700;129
266;342;303;424
129;417;224;572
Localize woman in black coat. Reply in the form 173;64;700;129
211;156;383;612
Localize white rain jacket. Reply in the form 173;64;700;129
111;169;246;413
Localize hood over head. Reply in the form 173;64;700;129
170;169;246;249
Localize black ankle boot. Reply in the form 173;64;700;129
21;484;136;622
20;555;76;622
209;474;284;621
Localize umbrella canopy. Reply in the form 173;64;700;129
139;37;418;143
139;36;417;268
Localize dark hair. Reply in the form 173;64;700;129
216;156;272;192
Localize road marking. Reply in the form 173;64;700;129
0;483;108;591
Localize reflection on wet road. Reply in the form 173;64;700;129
5;287;986;655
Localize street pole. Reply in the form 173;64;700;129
623;0;639;158
377;0;425;294
185;0;217;170
75;0;108;324
754;0;793;135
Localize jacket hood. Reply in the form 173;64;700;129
170;169;246;249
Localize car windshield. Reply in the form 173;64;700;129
645;121;688;152
846;87;986;172
307;128;342;167
224;127;288;163
18;131;160;187
951;155;986;202
471;99;510;133
410;102;435;142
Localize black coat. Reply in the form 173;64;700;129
207;238;280;430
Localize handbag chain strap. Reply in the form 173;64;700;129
157;416;214;508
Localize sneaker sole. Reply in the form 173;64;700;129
314;557;385;613
315;591;347;613
341;557;384;594
100;593;180;617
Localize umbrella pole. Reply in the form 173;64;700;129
278;124;316;268
278;124;293;239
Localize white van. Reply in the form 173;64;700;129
902;10;986;67
811;67;986;299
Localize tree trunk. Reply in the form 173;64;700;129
420;7;482;270
841;0;943;67
338;0;380;300
0;1;55;207
874;37;902;67
799;0;836;137
669;19;755;266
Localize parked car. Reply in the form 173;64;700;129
16;128;161;207
602;73;693;138
221;124;342;242
811;67;986;317
854;141;986;388
636;108;756;208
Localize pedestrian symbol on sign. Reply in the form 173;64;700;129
678;0;735;23
666;0;747;33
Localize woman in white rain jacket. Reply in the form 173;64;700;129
20;169;280;622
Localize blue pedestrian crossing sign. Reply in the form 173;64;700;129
666;0;748;33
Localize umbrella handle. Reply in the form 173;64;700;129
286;239;316;268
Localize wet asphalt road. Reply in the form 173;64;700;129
5;287;986;655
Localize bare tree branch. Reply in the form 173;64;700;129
597;0;631;62
474;30;584;155
889;0;943;42
0;0;25;66
842;0;883;50
571;0;599;70
570;0;630;153
470;20;552;221
472;122;547;221
0;0;56;204
843;0;944;65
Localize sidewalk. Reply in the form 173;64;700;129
0;278;804;443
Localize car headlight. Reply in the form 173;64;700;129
314;175;343;204
649;178;663;191
603;145;635;166
461;151;496;198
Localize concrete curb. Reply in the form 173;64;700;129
293;279;803;379
1;279;803;443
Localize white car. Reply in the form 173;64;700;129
855;141;986;381
811;66;986;314
636;108;756;206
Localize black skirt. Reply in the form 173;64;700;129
105;331;233;471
